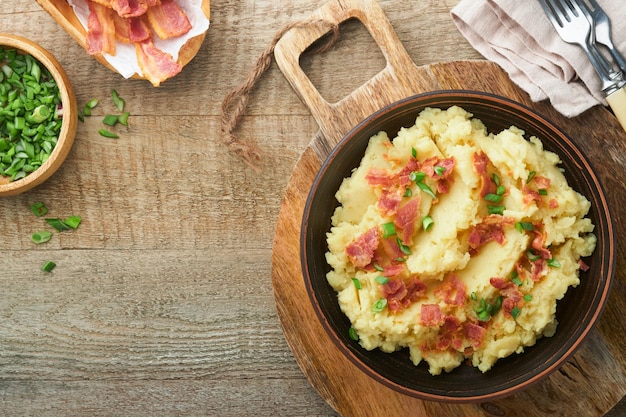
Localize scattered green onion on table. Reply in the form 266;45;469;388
0;46;63;182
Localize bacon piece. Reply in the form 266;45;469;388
146;0;192;40
522;185;542;206
473;151;495;197
365;167;396;188
579;259;590;272
468;215;514;255
529;258;548;281
436;315;463;351
86;0;117;55
377;187;403;217
490;277;523;317
345;227;379;269
135;38;183;86
421;156;456;179
532;175;551;190
530;227;552;260
381;263;405;277
464;322;486;347
394;197;420;244
549;199;559;209
435;274;467;306
381;277;426;312
420;304;443;326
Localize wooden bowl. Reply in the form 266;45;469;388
300;91;616;403
0;34;78;197
34;0;211;81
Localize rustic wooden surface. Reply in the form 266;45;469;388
1;1;623;416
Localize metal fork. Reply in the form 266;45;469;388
574;0;626;75
538;0;623;94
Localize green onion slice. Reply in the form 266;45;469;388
41;260;56;272
45;217;71;231
375;276;389;285
31;230;52;244
352;278;362;290
381;222;397;238
30;201;48;217
371;298;388;313
422;215;434;231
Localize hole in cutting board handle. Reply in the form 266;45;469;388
299;18;387;104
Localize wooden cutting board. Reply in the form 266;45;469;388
271;0;626;415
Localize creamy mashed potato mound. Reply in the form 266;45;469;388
325;106;596;375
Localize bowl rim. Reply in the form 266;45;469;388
0;33;77;196
300;89;616;403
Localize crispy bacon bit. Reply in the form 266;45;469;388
377;187;403;217
533;175;551;190
473;151;495;197
522;185;542;206
530;257;548;281
435;274;467;306
436;315;464;351
464;322;486;347
490;277;523;317
530;227;552;260
381;277;427;312
421;156;456;180
135;38;183;86
549;198;559;209
87;0;117;55
420;304;443;326
146;0;192;39
345;227;380;268
394;197;420;244
579;259;590;272
365;167;396;188
468;215;514;255
380;263;405;277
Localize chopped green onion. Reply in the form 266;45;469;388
373;262;384;272
496;185;506;196
487;205;505;215
515;221;534;233
422;215;434;231
538;189;548;195
375;276;389;285
411;147;417;159
31;230;52;244
409;171;426;183
492;173;501;186
111;89;125;111
547;258;561;268
403;188;412;197
41;260;56;272
98;129;119;139
351;278;362;290
417;181;436;199
30;201;48;216
45;217;71;231
484;193;502;203
470;292;477;301
381;222;397;238
85;98;99;109
102;114;119;126
434;165;446;176
118;111;130;126
511;306;521;319
371;298;388;313
527;170;536;183
396;237;411;255
524;294;533;302
63;215;82;229
348;326;359;341
526;250;541;261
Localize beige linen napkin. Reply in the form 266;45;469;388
451;0;626;117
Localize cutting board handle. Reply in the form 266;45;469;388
274;0;427;147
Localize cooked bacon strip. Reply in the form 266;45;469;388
86;0;117;56
146;0;192;40
377;187;404;217
345;227;379;269
530;227;552;260
421;156;455;180
135;38;183;86
111;0;149;18
112;13;152;43
436;315;463;351
365;167;396;188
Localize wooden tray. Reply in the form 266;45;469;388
35;0;210;80
271;0;626;416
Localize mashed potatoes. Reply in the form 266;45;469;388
325;106;596;375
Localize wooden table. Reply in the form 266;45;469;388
1;1;624;416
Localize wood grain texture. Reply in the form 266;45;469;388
271;1;626;416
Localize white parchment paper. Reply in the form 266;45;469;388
68;0;210;78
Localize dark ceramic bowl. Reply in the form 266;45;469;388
300;90;615;403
